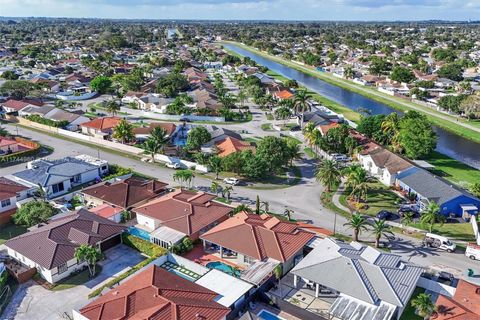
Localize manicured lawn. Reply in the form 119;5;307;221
400;287;425;320
426;151;480;188
51;266;102;291
411;221;476;242
261;123;273;131
339;182;401;217
0;223;27;245
304;147;317;158
246;166;302;190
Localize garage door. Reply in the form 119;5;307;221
100;234;121;251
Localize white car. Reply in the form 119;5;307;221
223;177;239;185
166;162;181;169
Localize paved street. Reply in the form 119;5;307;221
2;122;480;280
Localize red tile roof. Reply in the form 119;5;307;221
273;90;293;100
2;99;30;111
82;177;168;209
80;117;122;132
434;280;480;320
317;122;339;136
201;212;316;262
215;137;255;158
89;204;123;219
133;190;232;236
79;265;230;320
133;122;177;136
0;136;17;147
0;177;28;201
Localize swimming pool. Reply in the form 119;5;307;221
257;309;284;320
127;226;151;241
205;261;241;277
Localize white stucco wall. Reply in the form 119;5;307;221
136;214;160;231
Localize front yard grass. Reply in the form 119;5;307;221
339;182;401;217
51;266;102;291
400;287;425;320
426;151;480;188
0;223;27;245
410;221;475;242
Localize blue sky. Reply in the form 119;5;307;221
0;0;478;20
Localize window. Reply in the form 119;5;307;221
57;263;68;274
51;182;65;194
1;199;11;208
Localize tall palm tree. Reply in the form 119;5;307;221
294;90;311;127
315;159;341;192
211;181;221;196
105;100;120;116
261;201;270;213
150;127;170;154
208;156;223;180
381;113;401;151
143;138;159;163
173;169;195;189
222;185;233;201
344;213;370;242
113;119;134;144
343;164;368;202
420;202;444;232
371;219;394;248
411;293;436;319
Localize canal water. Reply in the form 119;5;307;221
224;44;480;169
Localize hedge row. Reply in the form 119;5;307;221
121;233;167;258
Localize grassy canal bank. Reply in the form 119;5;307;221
220;40;480;145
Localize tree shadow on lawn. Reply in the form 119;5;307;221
389;237;440;259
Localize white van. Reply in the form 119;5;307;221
423;233;456;252
466;243;480;260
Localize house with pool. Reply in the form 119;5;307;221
200;212;316;281
131;189;232;249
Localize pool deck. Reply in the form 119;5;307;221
184;245;244;269
249;303;303;320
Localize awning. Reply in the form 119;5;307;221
460;204;478;212
329;294;396;320
151;226;186;245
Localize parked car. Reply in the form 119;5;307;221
422;233;456;252
166;162;181;169
330;153;351;162
376;210;394;220
179;117;192;122
466;243;480;260
223;177;239;185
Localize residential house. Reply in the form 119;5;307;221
73;265;230;320
18;105;55;117
396;167;480;218
133;190;232;248
194;89;223;112
201;212;316;275
121;91;144;104
9;155;109;199
214;137;255;158
80;117;122;138
5;209;125;283
301;110;343;128
133;122;177;142
81;177;168;222
291;238;424;320
201;127;243;154
0;177;30;224
272;89;294;101
434;279;480;320
1;99;41;114
130;93;173;112
358;147;414;186
43;108;90;131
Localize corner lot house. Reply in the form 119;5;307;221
5;209;125;283
9;155;108;199
291;238;424;320
133;190;232;248
80;116;122;138
74;265;230;320
0;177;30;224
201;212;316;275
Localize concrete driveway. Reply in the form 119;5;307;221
4;245;144;320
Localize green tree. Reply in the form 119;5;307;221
211;181;222;196
0;80;36;99
371;219;394;248
420;202;444;232
293;90;311;127
143;138;160;163
208;156;222;180
398;113;436;159
90;76;112;94
173;170;195;188
13;200;59;227
343;164;369;202
1;70;19;80
411;293;436;319
74;245;102;277
113;119;134;144
437;63;463;81
221;185;233;201
105;100;120;116
185;127;211;151
343;213;370;242
150;127;170;154
256;136;290;174
315;159;341;192
0;125;8;137
390;66;415;83
470;183;480;197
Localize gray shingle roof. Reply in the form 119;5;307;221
292;238;424;307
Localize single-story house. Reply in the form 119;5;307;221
5;209;125;283
291;238;424;320
43;108;90;131
133;122;177;142
201;127;244;154
434;279;480;320
133;190;232;248
214;137;255;158
88;204;124;223
0;177;30;224
9;155;109;199
73;264;230;320
18;105;55;117
201;212;316;275
80;116;122;138
1;99;41;114
396;167;480;218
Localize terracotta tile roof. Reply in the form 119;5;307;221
201;212;316;262
317;122;339;136
0;177;29;201
0;136;17;147
215;137;255;158
133;122;177;136
89;204;123;219
133;190;232;236
80;117;122;132
434;280;480;320
273;90;293;100
124;91;144;98
5;209;125;269
79;265;229;320
2;99;31;111
82;177;168;209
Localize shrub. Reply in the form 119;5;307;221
26;114;69;128
102;164;132;181
121;233;166;257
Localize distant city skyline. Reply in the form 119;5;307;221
0;0;479;21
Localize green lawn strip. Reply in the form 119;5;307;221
320;185;351;218
426;151;480;188
410;222;475;242
222;41;480;144
214;197;232;204
399;287;425;320
51;266;103;291
245;166;302;190
339;182;401;217
261;123;273;131
303;147;317;158
0;223;27;245
121;233;167;257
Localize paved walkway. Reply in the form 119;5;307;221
332;181;350;214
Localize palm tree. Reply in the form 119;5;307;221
143;138;159;163
420;202;444;232
74;245;102;277
113;119;134;144
343;164;368;202
261;201;270;213
233;204;253;214
315;159;341;192
211;181;221;196
173;170;195;189
222;185;233;201
344;213;370;242
371;219;394;248
284;208;294;221
294;90;311;127
344;66;354;79
0;125;8;137
401;211;415;226
208;156;222;180
381;113;401;151
105;100;120;116
411;293;436;319
150;127;170;154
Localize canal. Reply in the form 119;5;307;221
224;43;480;169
